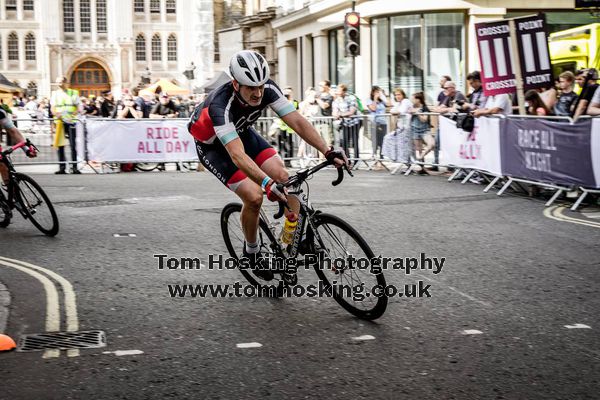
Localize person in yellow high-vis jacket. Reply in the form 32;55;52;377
51;76;81;174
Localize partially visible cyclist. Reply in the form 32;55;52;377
0;107;37;186
188;50;348;280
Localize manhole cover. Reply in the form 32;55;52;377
17;330;106;352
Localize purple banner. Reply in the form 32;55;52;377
501;119;596;187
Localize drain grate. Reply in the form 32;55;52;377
17;330;107;352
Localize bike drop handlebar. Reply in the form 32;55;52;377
0;139;37;159
273;160;353;219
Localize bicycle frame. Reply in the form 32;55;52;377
0;141;33;218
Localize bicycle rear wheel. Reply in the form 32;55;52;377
221;202;284;288
135;163;159;172
14;173;59;236
310;213;387;320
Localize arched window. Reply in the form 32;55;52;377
167;34;177;61
63;0;75;33
8;32;18;61
80;0;91;33
136;34;146;62
151;34;161;61
150;0;160;14
166;0;176;14
24;0;34;11
134;0;145;13
27;81;38;97
96;0;107;33
25;33;36;61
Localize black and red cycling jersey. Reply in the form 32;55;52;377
187;79;295;146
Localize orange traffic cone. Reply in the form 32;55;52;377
0;334;16;352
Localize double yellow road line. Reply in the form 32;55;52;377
0;256;79;358
544;206;600;229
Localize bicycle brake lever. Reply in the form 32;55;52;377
273;200;289;219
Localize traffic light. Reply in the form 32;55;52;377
344;12;360;57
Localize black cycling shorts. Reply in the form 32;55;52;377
195;126;278;191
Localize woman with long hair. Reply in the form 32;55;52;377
525;90;551;116
409;92;434;165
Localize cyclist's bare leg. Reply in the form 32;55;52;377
259;154;300;217
234;178;263;244
0;164;8;185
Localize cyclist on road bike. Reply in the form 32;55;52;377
188;50;348;280
0;107;37;185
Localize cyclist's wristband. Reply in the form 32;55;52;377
261;176;272;190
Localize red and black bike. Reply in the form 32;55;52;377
0;140;59;236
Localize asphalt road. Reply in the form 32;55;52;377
0;170;599;400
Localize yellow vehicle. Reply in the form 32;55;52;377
549;23;600;76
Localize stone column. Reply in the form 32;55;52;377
278;42;298;94
312;33;328;86
301;35;314;94
16;0;22;20
91;0;98;43
18;33;25;71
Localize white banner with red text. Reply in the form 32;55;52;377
85;119;198;162
439;116;502;176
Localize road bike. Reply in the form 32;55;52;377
221;160;387;320
0;140;59;236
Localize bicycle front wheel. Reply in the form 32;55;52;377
310;213;387;320
14;173;59;236
221;202;284;288
0;196;10;228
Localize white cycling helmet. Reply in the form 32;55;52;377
229;50;270;87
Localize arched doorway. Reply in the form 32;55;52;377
69;61;110;98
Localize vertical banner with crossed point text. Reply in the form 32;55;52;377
475;13;553;97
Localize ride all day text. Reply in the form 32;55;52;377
138;127;190;153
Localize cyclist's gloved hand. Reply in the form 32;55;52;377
325;147;348;168
264;180;287;202
23;145;37;158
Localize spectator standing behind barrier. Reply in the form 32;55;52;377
432;75;466;171
100;91;116;118
525;90;551;116
473;93;512;117
587;83;600;116
437;76;452;105
462;71;487;112
277;87;299;168
573;68;599;120
117;94;142;172
409;92;434;169
297;88;320;167
315;80;334;146
82;96;99;116
366;86;389;162
332;84;360;160
390;88;412;128
51;76;81;174
386;88;413;164
132;87;151;118
150;93;179;118
554;71;578;116
150;93;179;171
